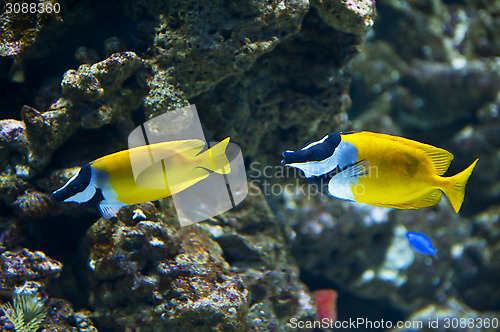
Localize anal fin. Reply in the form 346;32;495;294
377;189;442;210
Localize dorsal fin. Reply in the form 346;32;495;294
419;145;454;175
91;139;206;172
349;132;454;175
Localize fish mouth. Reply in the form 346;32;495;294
281;151;294;165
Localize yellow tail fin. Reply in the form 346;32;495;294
442;159;478;213
199;137;231;174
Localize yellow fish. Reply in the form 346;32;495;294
52;138;231;218
282;131;477;212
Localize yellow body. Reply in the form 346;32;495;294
90;138;231;205
341;132;477;212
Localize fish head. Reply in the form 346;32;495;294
281;133;358;179
281;134;341;165
52;164;96;203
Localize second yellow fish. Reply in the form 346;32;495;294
282;131;477;212
52;138;232;218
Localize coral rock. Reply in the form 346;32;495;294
85;205;247;331
0;5;61;57
0;248;62;295
61;52;146;129
312;0;376;36
42;298;98;332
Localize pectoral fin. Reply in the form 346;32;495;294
99;200;125;219
328;160;369;201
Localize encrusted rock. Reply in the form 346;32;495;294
392;298;499;332
21;105;77;170
0;4;62;57
202;182;317;330
0;120;27;153
312;0;376;36
85;204;248;331
61;51;146;129
0;218;22;254
42;298;99;332
0;248;62;295
194;10;357;164
135;0;310;101
451;207;500;312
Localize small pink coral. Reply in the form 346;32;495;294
313;289;338;322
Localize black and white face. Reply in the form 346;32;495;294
51;164;96;203
282;134;341;165
281;133;358;178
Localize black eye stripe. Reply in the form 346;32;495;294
282;133;341;164
52;164;92;201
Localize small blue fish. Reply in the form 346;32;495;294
406;232;437;256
